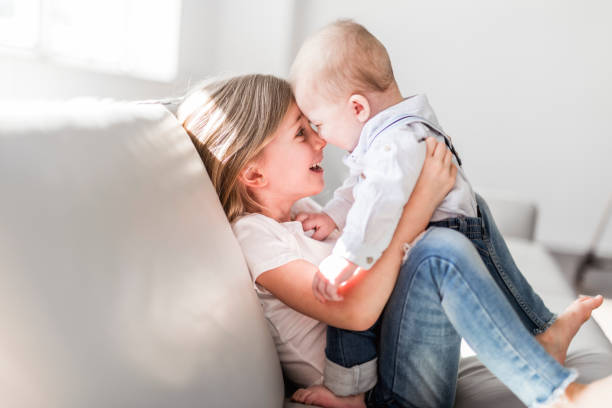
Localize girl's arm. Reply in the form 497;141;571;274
256;138;457;330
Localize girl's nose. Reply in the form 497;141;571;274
313;132;326;150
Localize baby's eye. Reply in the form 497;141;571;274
296;128;305;139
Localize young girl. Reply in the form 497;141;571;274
178;74;611;408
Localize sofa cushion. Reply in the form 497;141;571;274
0;99;284;408
454;350;612;408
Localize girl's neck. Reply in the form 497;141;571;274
255;193;297;223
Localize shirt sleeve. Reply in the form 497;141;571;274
232;214;302;283
332;124;428;269
322;173;359;231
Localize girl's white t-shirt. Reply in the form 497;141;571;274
231;197;340;387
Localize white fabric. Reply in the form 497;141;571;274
0;99;285;408
232;198;339;387
323;94;478;268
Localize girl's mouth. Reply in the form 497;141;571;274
309;162;323;173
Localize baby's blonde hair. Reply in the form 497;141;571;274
177;74;294;222
290;19;396;100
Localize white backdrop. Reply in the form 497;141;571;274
293;0;612;255
1;0;610;255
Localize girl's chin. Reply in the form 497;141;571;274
313;181;325;195
304;180;325;197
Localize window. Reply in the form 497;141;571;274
0;0;182;82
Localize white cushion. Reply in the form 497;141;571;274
0;99;284;408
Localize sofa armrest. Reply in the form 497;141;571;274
479;191;538;241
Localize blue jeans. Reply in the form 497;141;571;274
325;195;575;407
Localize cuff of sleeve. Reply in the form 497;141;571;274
401;229;429;265
332;238;381;270
323;357;378;397
323;201;348;231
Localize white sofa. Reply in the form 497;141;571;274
1;99;610;408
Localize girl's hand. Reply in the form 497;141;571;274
412;137;457;208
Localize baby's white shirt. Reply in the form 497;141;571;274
323;94;477;269
231;197;338;387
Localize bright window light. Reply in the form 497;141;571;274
0;0;39;49
0;0;182;82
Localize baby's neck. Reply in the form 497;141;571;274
366;83;404;119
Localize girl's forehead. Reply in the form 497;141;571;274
275;104;301;134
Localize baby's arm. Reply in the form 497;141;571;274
313;129;444;302
295;172;359;240
332;128;428;270
322;171;359;231
295;212;337;241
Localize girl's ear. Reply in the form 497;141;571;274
348;94;371;123
239;163;267;189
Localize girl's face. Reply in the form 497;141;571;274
254;102;327;204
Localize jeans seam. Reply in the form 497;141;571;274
421;255;560;388
484;238;547;330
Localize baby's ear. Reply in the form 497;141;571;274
348;94;370;123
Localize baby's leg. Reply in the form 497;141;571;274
473;194;603;363
473;193;555;333
291;385;365;408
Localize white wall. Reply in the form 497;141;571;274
294;0;612;255
0;0;294;101
2;0;610;255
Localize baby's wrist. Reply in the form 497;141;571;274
324;213;338;229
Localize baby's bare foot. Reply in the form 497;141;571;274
536;295;604;365
291;385;365;408
567;375;612;406
547;375;612;407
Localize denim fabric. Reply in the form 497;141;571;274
324;321;381;396
325;195;570;407
428;193;555;334
365;227;576;407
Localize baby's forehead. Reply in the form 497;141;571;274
294;89;335;119
294;75;346;111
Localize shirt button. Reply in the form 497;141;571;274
366;256;373;264
360;172;366;180
384;145;391;152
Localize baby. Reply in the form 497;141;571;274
288;20;556;407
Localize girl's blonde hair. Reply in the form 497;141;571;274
177;74;294;222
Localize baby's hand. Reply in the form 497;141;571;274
295;212;337;241
312;254;358;302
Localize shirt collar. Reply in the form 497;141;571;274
349;94;437;159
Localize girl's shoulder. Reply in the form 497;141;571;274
231;208;304;283
231;212;286;241
232;197;322;238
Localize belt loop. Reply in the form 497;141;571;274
458;216;467;234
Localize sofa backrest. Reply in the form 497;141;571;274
0;99;284;408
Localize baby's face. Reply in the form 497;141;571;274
294;86;363;152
